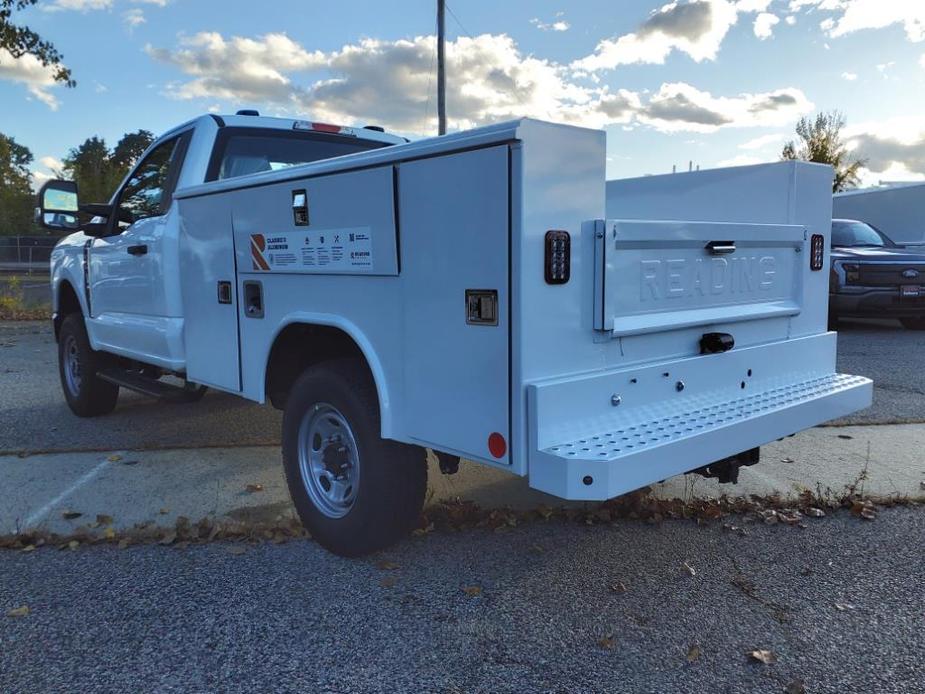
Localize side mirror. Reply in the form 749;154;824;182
35;179;80;231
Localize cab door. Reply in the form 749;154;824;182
88;133;189;368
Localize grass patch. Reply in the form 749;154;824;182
0;276;49;320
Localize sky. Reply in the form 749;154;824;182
1;0;924;189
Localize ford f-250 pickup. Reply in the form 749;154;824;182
36;111;872;556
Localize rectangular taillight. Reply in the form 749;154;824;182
545;230;570;284
810;233;825;271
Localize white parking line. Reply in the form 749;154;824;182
23;458;111;528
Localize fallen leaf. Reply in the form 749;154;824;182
806;508;825;518
66;540;79;551
527;544;544;554
682;561;697;577
245;483;264;493
598;635;615;650
785;679;806;694
834;603;855;611
228;545;247;556
158;508;170;515
836;434;853;440
159;530;177;546
379;576;398;588
103;527;116;540
376;560;400;570
120;459;139;466
96;514;114;525
781;457;795;464
117;539;130;550
748;649;777;665
6;606;29;618
61;510;82;520
21;545;35;553
686;642;701;663
610;581;627;593
412;522;435;537
461;585;482;597
860;507;877;521
107;454;123;462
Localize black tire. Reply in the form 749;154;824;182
900;317;925;330
281;359;427;557
58;313;119;417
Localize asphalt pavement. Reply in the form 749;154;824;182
2;508;923;693
0;318;921;456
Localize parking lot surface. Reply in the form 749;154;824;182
1;318;921;456
2;508;923;693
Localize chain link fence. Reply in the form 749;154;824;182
0;236;59;275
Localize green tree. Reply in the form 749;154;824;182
63;136;112;203
0;132;36;235
63;130;154;203
781;111;865;192
1;0;74;86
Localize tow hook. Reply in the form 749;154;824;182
692;447;760;484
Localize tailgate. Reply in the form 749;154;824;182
593;220;805;336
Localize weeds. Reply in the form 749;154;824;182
0;276;49;320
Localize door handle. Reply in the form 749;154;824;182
127;244;148;256
705;241;736;255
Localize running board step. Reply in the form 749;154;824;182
96;368;205;403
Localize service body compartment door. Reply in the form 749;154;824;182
594;220;805;336
178;196;241;392
398;145;511;464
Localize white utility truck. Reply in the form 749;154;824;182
37;112;872;556
834;182;925;246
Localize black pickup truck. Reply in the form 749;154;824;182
829;219;925;330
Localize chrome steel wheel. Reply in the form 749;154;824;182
297;403;361;519
63;334;82;396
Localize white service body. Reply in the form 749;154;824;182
51;116;872;501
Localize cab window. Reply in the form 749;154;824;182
118;137;180;224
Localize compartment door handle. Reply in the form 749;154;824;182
706;241;736;255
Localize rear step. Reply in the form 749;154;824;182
97;368;205;403
541;374;868;463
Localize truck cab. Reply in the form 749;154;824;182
48;112;403;371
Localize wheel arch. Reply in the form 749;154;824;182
263;314;394;438
53;278;84;341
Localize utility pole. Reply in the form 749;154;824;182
437;0;447;135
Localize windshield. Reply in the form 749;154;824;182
831;221;894;248
211;129;390;181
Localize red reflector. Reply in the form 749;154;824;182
311;122;342;133
488;432;507;459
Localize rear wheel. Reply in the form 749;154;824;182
900;317;925;330
281;359;427;557
58;313;119;417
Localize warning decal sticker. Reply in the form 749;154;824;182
249;228;374;273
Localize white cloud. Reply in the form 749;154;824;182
147;31;813;135
0;49;62;110
572;0;740;70
841;71;858;80
39;156;64;171
920;53;925;69
94;81;108;93
796;1;925;42
572;0;788;71
639;82;813;133
43;0;112;11
738;132;787;150
123;8;146;28
785;15;797;25
846;117;925;182
753;12;780;39
530;16;570;32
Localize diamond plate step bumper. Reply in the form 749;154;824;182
527;334;873;500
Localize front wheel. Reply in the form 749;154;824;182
900;317;925;330
58;313;119;417
281;359;427;557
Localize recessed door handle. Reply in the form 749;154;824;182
706;241;736;255
127;244;148;256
